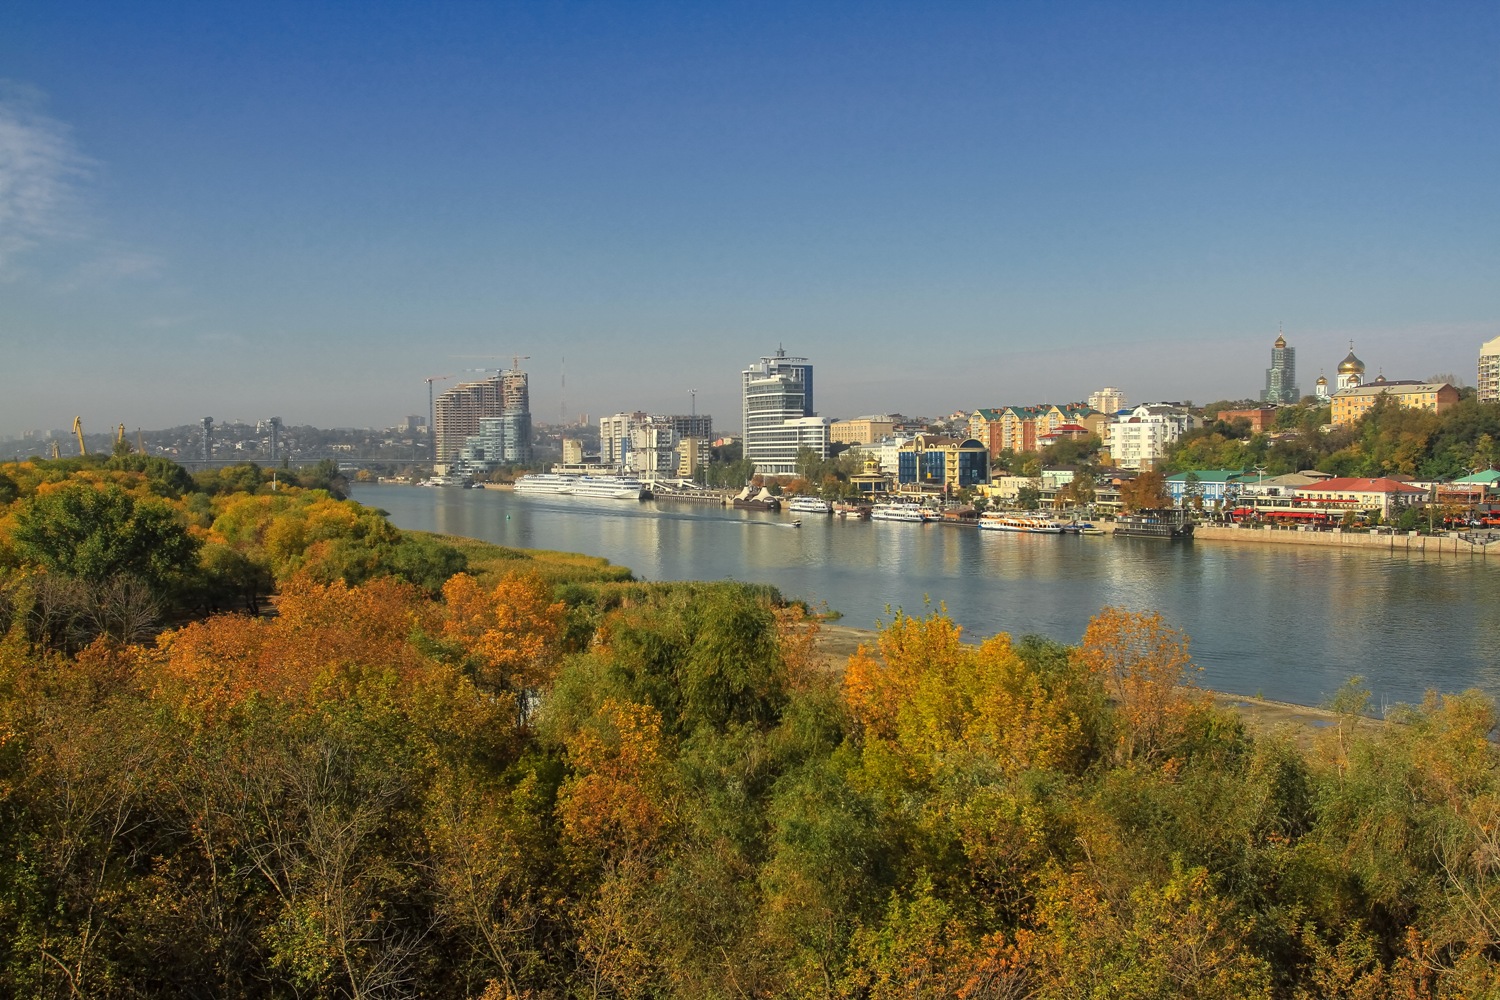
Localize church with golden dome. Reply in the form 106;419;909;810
1336;343;1366;392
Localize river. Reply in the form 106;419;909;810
354;484;1500;713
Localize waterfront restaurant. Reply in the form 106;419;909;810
1292;477;1427;520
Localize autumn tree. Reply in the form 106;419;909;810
1074;606;1215;766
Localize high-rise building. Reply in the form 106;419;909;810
741;348;828;476
1479;334;1500;404
1087;387;1127;414
1261;333;1299;404
434;369;530;464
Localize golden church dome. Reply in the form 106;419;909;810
1338;351;1364;374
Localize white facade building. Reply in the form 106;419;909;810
1104;404;1197;470
742;348;827;476
1480;334;1500;404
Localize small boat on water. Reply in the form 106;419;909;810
732;485;781;511
786;495;833;514
1112;509;1195;538
833;501;871;519
978;512;1065;534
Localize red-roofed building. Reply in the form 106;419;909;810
1293;477;1426;519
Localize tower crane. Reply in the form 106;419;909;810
73;416;86;456
450;354;530;370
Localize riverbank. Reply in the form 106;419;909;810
1195;522;1500;558
811;623;1357;748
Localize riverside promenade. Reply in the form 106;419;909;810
1195;523;1500;559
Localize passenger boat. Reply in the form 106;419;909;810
571;476;650;500
512;473;576;495
978;512;1065;534
421;474;467;487
1112;509;1195;538
869;502;929;522
833;501;871;519
732;486;781;511
786;496;833;514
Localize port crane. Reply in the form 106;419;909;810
73;416;86;456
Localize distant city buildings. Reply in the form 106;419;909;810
1261;332;1299;404
969;405;1105;458
435;369;531;467
599;411;712;478
830;416;896;445
1102;403;1197;470
1330;381;1460;426
895;434;988;495
1087;387;1127;414
741;348;829;476
1480;334;1500;404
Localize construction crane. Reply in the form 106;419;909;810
451;354;530;370
73;416;86;456
424;375;453;463
117;424;126;447
50;440;61;460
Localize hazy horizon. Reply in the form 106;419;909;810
2;2;1496;438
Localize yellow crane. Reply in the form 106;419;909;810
50;440;61;459
117;424;126;446
73;416;86;456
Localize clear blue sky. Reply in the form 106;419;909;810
2;1;1496;436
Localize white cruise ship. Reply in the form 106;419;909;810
978;512;1064;534
869;502;930;522
571;476;649;500
512;473;576;495
786;496;833;514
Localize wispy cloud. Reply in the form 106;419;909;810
0;83;90;277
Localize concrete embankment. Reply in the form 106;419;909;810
1195;523;1500;560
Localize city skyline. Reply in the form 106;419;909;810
2;3;1496;435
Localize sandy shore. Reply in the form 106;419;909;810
810;622;1350;747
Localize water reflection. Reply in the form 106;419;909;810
356;485;1500;711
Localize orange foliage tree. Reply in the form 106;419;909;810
441;572;564;702
1074;606;1211;766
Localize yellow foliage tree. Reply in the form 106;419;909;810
441;572;564;700
1074;606;1211;767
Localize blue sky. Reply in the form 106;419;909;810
2;1;1496;436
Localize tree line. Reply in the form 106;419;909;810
0;456;1497;997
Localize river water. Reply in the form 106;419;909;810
355;484;1500;712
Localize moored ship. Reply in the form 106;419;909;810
786;495;833;514
1112;508;1195;538
869;502;930;522
572;476;650;500
978;512;1065;534
512;473;577;495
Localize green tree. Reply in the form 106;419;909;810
12;482;199;594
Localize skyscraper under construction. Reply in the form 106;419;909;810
433;369;531;465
